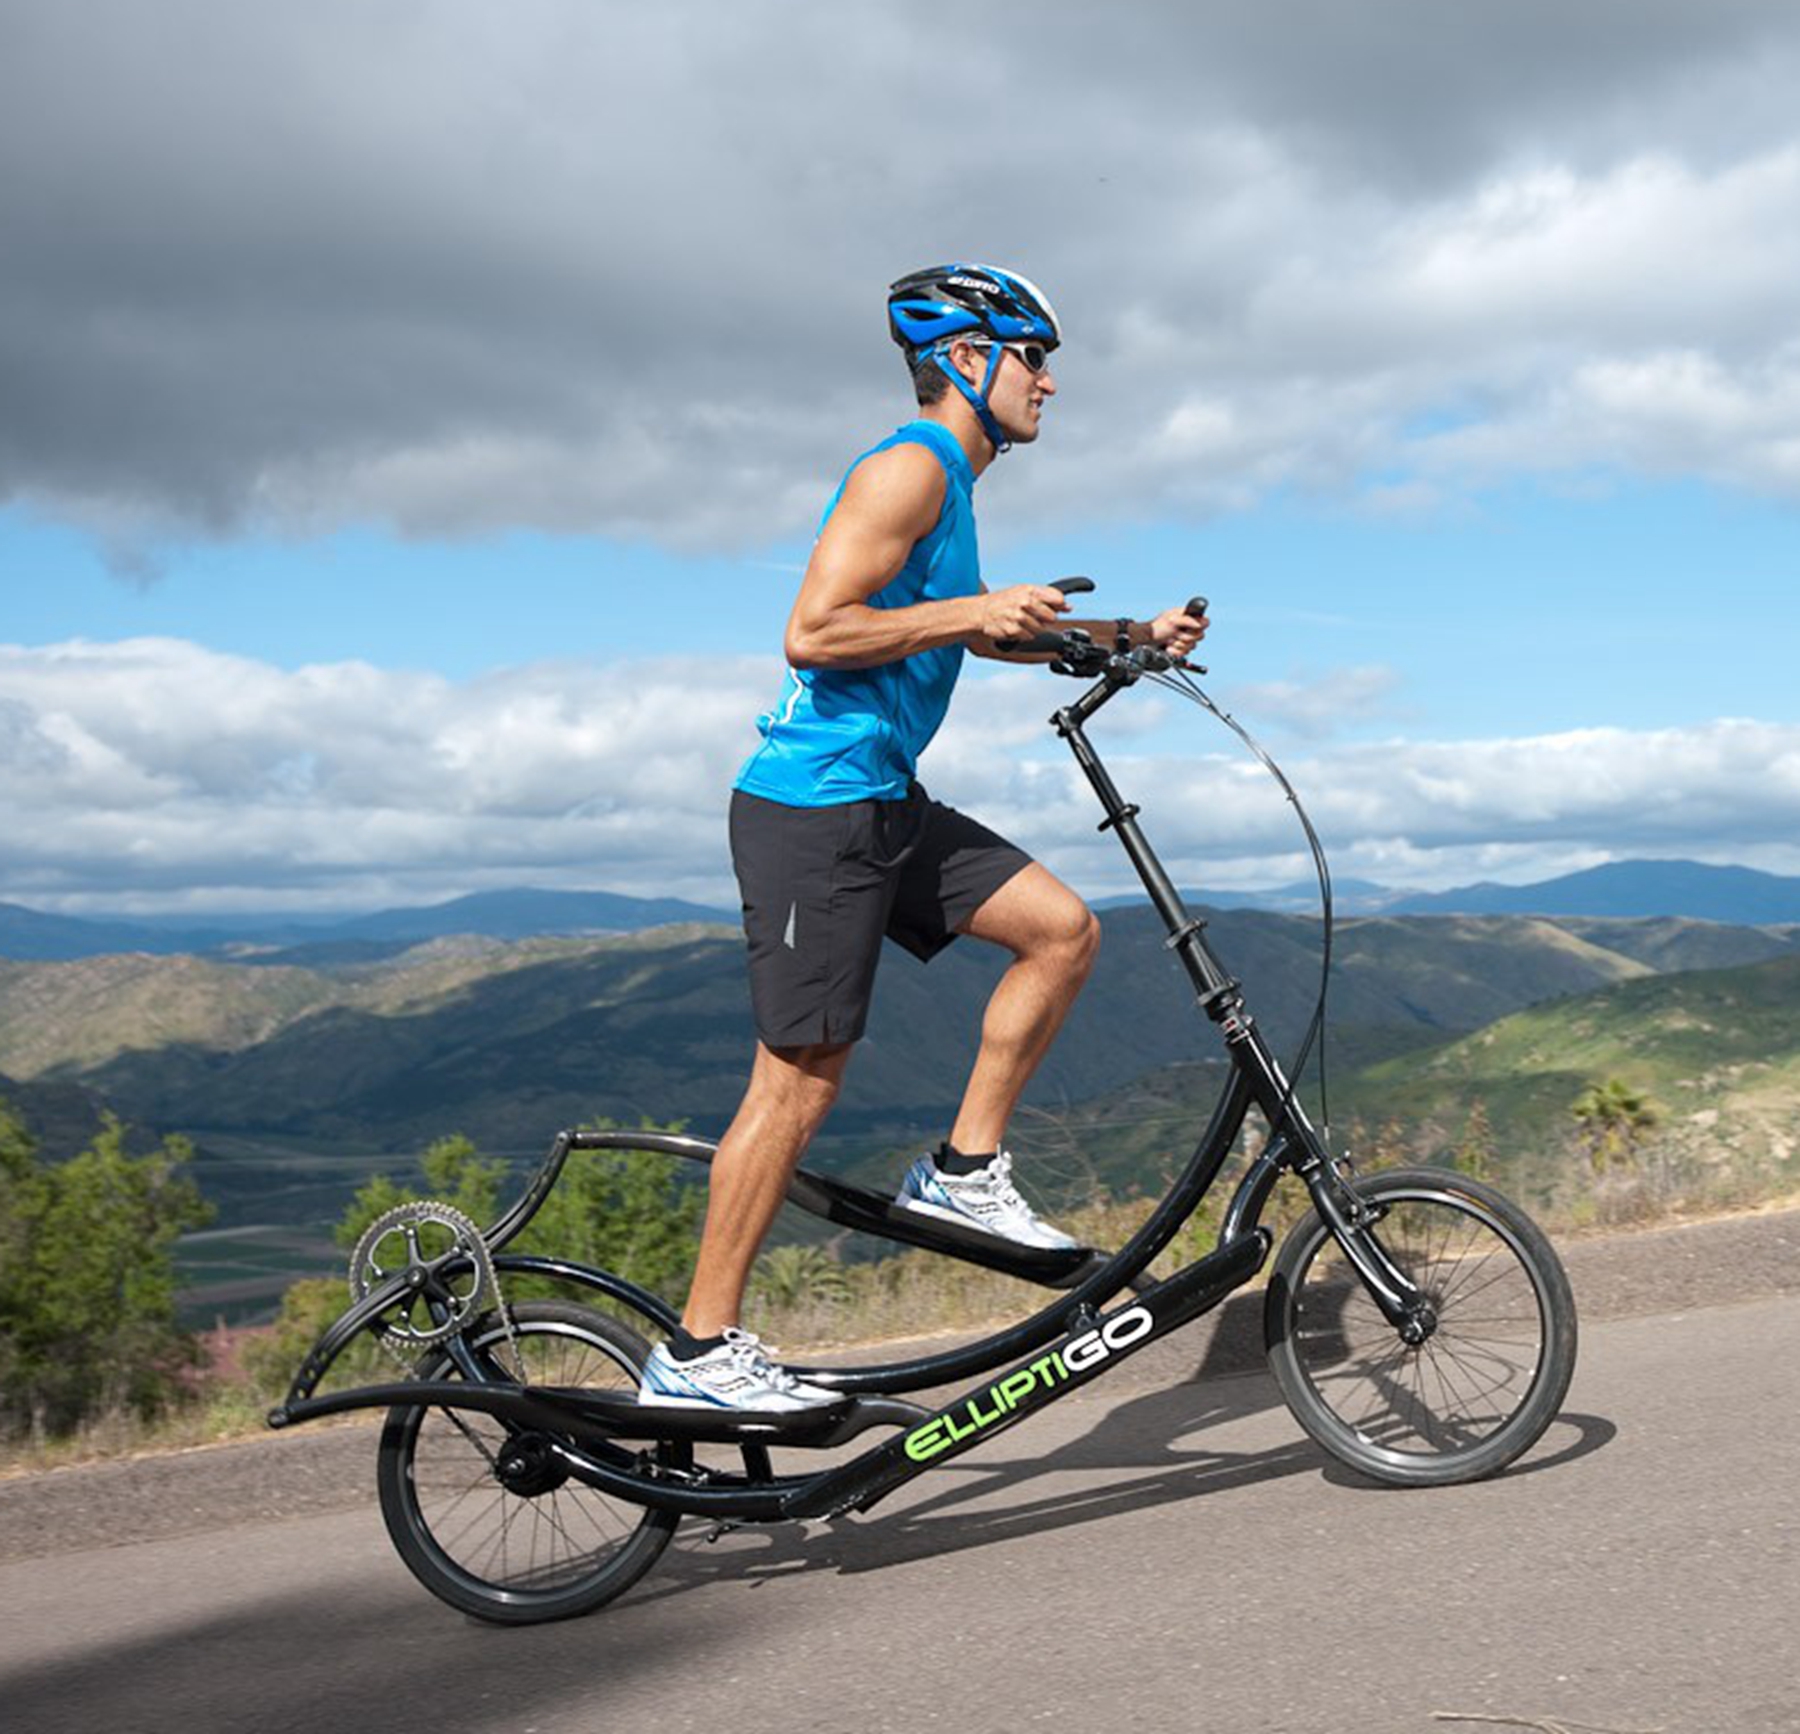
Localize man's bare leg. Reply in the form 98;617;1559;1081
947;863;1100;1154
681;1038;853;1337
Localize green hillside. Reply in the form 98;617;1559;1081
1334;951;1800;1196
0;953;337;1077
1548;916;1800;974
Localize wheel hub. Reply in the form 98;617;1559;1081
495;1433;571;1498
1398;1301;1439;1346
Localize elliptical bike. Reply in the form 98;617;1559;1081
270;581;1578;1625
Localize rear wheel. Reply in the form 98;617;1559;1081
1265;1169;1577;1486
376;1301;676;1623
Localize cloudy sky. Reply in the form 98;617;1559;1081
4;0;1799;914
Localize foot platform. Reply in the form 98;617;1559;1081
268;1381;930;1448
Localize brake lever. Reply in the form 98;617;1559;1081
1049;628;1108;677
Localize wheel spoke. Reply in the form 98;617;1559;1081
379;1304;674;1619
1274;1178;1573;1481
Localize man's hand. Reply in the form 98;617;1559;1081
1150;601;1209;659
976;584;1072;645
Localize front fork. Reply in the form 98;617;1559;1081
1219;1051;1435;1343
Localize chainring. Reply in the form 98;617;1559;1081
348;1200;494;1347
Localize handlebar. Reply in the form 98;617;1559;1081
994;575;1095;656
998;582;1209;681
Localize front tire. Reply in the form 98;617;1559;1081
376;1301;676;1624
1265;1168;1577;1486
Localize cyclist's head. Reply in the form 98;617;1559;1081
887;263;1061;453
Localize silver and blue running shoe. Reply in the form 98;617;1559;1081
636;1327;840;1411
894;1149;1078;1251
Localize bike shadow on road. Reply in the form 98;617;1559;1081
638;1293;1616;1600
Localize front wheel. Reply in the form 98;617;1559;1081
376;1301;676;1624
1265;1168;1577;1487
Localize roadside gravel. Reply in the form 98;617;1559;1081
2;1201;1793;1565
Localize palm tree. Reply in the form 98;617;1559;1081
1572;1078;1661;1174
750;1243;852;1312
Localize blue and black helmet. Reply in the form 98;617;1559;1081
887;263;1062;354
886;263;1061;454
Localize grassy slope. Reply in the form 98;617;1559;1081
1339;951;1800;1174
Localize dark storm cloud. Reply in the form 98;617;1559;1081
4;0;1799;554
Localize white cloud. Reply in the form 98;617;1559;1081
1213;667;1402;739
5;640;1799;912
0;640;777;908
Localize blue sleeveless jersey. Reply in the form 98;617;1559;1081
734;420;979;807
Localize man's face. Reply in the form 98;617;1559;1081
988;342;1057;445
949;338;1057;444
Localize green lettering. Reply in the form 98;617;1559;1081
997;1370;1037;1411
906;1359;1064;1464
966;1391;1004;1429
943;1408;978;1444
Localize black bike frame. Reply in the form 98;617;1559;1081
270;652;1427;1521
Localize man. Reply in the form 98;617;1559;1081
639;263;1208;1411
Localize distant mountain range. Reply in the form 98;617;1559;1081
6;861;1800;962
1103;860;1800;924
1380;860;1800;923
7;901;1797;1184
0;888;737;962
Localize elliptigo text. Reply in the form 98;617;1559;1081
902;1306;1155;1463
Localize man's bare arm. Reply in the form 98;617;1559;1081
972;604;1211;663
784;444;1069;669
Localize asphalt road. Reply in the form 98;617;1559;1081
2;1214;1797;1734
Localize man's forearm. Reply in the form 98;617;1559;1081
786;595;988;670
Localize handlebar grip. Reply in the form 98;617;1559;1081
1186;595;1209;618
996;575;1096;651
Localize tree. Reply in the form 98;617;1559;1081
1572;1078;1661;1175
751;1243;852;1313
0;1102;212;1438
336;1135;510;1252
516;1132;704;1301
1453;1099;1498;1183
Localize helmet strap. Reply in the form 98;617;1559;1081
932;341;1011;456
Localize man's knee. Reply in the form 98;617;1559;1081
751;1039;853;1113
1030;882;1098;961
1064;901;1102;976
1007;891;1099;987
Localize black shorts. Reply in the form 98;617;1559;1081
730;784;1033;1048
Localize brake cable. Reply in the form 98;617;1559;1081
1135;658;1337;1153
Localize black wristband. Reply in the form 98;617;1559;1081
1114;617;1133;655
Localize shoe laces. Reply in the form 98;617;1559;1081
975;1148;1030;1211
720;1326;802;1393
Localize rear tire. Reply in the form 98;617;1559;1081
376;1301;676;1624
1265;1169;1577;1486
